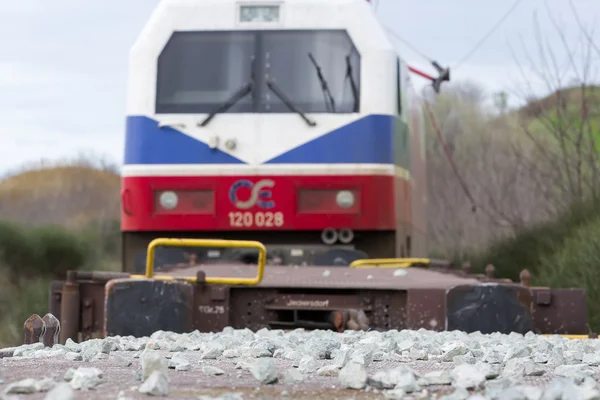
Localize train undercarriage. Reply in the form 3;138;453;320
12;235;595;350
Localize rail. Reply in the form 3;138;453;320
349;258;431;268
129;238;266;285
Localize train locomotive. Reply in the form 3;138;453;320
16;0;592;346
120;0;429;270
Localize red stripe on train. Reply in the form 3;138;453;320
121;175;410;231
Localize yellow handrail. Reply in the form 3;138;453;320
542;334;597;340
129;238;266;286
349;258;431;269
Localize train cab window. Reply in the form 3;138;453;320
261;30;360;113
156;31;257;114
155;30;360;115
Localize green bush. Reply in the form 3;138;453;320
469;200;600;282
537;217;600;331
30;225;92;279
0;221;41;281
0;220;110;281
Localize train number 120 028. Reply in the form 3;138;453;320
228;211;284;227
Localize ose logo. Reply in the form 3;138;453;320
229;179;275;210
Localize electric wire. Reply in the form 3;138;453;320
453;0;525;69
383;26;435;64
375;0;521;216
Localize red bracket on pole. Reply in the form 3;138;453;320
407;61;450;93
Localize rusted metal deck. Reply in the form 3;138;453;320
166;263;481;290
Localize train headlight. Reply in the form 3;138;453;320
336;190;355;209
159;191;178;210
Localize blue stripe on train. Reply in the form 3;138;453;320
124;114;397;165
124;116;245;164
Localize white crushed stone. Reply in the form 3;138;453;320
297;355;320;374
43;382;74;400
316;365;339;376
202;365;226;376
2;377;55;394
64;352;82;361
138;370;169;396
141;349;168;380
167;354;189;370
69;367;103;390
5;327;600;397
114;354;133;367
250;358;278;384
281;368;305;384
339;361;368;389
63;368;76;382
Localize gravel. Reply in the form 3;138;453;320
2;328;600;399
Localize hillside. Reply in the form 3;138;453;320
0;160;121;228
517;85;600;120
514;85;600;151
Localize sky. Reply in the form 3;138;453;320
0;0;598;174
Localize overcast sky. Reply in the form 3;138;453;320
0;0;598;174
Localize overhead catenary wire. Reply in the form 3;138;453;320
383;26;435;64
375;0;521;220
453;0;525;69
378;0;524;70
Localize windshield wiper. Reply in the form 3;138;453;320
345;55;359;112
199;81;254;127
200;58;256;127
308;53;336;112
266;79;316;127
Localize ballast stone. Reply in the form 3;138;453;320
9;327;600;397
70;367;103;390
138;371;169;397
141;349;168;380
43;382;74;400
339;361;368;389
317;365;339;376
451;364;486;390
250;359;278;384
281;368;305;385
202;366;226;376
3;378;54;394
297;355;320;374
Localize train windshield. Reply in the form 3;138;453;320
156;30;361;114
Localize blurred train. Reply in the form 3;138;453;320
25;0;592;343
120;0;448;272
